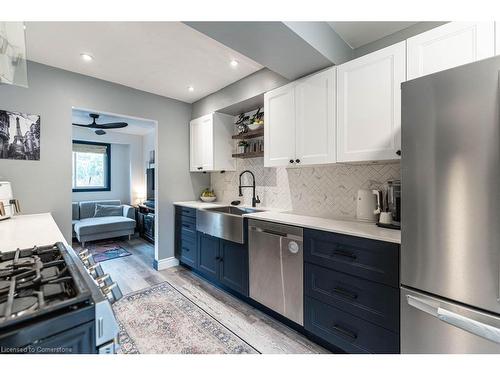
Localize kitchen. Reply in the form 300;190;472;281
0;5;499;370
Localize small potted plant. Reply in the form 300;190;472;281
237;140;249;154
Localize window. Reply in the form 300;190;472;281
72;140;111;192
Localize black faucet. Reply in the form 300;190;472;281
238;170;261;207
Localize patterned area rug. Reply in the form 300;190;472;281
84;241;131;262
113;282;258;354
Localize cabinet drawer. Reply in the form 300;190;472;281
304;229;399;287
180;222;196;239
304;296;399;354
179;237;197;268
305;263;399;332
175;206;196;219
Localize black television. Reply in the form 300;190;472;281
146;168;154;200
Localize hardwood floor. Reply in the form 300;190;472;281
73;237;329;354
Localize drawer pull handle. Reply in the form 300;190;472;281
332;287;358;300
332;324;357;340
332;249;357;261
182;247;190;252
182;224;192;228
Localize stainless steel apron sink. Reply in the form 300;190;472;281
196;206;264;243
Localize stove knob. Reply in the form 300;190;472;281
95;274;112;287
88;262;104;277
102;282;123;304
81;253;96;266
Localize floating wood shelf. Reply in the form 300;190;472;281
232;128;264;140
232;151;264;159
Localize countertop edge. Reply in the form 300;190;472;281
173;201;401;244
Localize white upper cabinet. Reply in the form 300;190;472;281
264;67;336;167
407;22;495;80
295;68;336;165
190;113;235;172
337;41;406;163
264;82;296;167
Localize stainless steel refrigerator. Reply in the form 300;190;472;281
401;55;500;353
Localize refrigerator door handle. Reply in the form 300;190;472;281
407;294;500;344
406;294;439;317
437;308;500;344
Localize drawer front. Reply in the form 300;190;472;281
179;236;197;268
180;222;196;240
304;228;399;287
175;205;197;219
305;263;399;332
304;296;399;354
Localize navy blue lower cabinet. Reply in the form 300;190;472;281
175;208;198;269
304;296;399;354
197;232;220;281
219;240;249;296
196;232;249;296
304;228;399;287
305;263;399;332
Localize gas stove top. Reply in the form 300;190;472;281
0;242;121;353
0;243;91;330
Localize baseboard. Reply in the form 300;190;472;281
153;256;179;271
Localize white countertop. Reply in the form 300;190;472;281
174;201;400;244
0;213;67;252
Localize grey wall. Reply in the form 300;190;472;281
191;68;288;119
0;61;207;261
352;22;448;58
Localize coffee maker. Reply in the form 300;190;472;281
387;180;401;228
0;181;20;220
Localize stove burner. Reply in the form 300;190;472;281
0;280;10;294
0;296;39;317
0;243;89;329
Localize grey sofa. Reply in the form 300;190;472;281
72;200;136;247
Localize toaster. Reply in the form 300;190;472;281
0;181;20;220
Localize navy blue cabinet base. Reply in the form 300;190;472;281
304;228;400;354
174;206;400;354
175;206;249;297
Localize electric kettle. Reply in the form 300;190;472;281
0;181;20;220
356;189;381;222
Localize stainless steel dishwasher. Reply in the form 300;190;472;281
248;219;303;325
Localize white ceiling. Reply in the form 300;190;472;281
328;22;418;48
72;109;155;136
25;22;263;103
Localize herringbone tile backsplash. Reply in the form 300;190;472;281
210;158;400;219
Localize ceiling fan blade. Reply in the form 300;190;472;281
72;123;92;127
93;122;128;129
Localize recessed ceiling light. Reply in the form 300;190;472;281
188;86;194;92
230;59;239;68
80;53;94;62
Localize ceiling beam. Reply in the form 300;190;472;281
185;21;352;80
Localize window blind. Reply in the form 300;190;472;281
73;143;108;154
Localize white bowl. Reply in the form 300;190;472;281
200;196;216;202
247;122;263;131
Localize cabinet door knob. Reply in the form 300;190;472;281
295;159;301;163
197;166;203;170
396;150;401;156
289;159;294;164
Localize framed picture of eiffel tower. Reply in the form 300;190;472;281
0;109;40;160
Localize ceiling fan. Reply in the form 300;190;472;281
72;113;128;135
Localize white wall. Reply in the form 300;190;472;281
72;126;146;205
0;61;208;262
